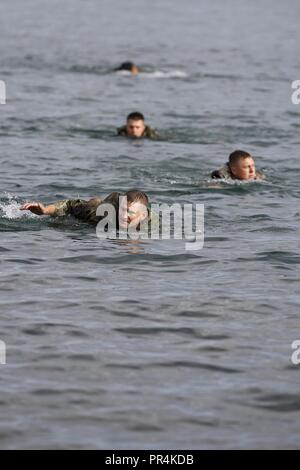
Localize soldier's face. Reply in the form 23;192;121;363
131;65;139;75
231;157;256;180
119;199;148;229
126;119;146;137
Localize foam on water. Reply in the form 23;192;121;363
140;70;188;79
116;69;187;78
0;194;36;220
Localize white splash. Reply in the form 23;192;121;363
0;194;36;219
140;70;188;79
116;70;187;78
206;178;268;187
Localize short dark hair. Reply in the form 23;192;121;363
116;61;136;71
125;189;149;207
229;150;252;167
127;112;145;122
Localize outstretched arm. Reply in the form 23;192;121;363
20;199;86;218
20;202;57;216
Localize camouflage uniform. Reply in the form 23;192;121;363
51;192;154;231
51;192;119;225
211;163;265;181
117;125;160;140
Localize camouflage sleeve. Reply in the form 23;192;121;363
117;126;127;136
51;199;86;217
145;126;160;140
211;165;230;179
150;129;160;140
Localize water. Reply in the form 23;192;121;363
0;0;300;449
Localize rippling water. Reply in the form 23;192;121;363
1;0;300;449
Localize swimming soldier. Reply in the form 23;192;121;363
117;112;160;140
114;61;140;75
20;189;150;231
211;150;265;181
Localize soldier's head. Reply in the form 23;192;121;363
115;61;139;75
125;112;146;138
228;150;256;180
119;190;149;229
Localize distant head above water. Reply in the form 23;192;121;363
125;112;146;138
115;61;140;75
211;150;265;181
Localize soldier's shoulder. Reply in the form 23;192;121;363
211;163;231;179
86;197;103;208
255;170;266;180
117;126;127;136
144;126;160;140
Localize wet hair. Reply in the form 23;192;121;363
229;150;252;167
126;112;145;122
125;189;149;207
115;61;136;72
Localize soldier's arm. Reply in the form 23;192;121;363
148;128;160;140
152;131;160;140
20;202;57;216
117;126;127;136
20;199;74;217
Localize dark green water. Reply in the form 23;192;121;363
0;0;300;449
